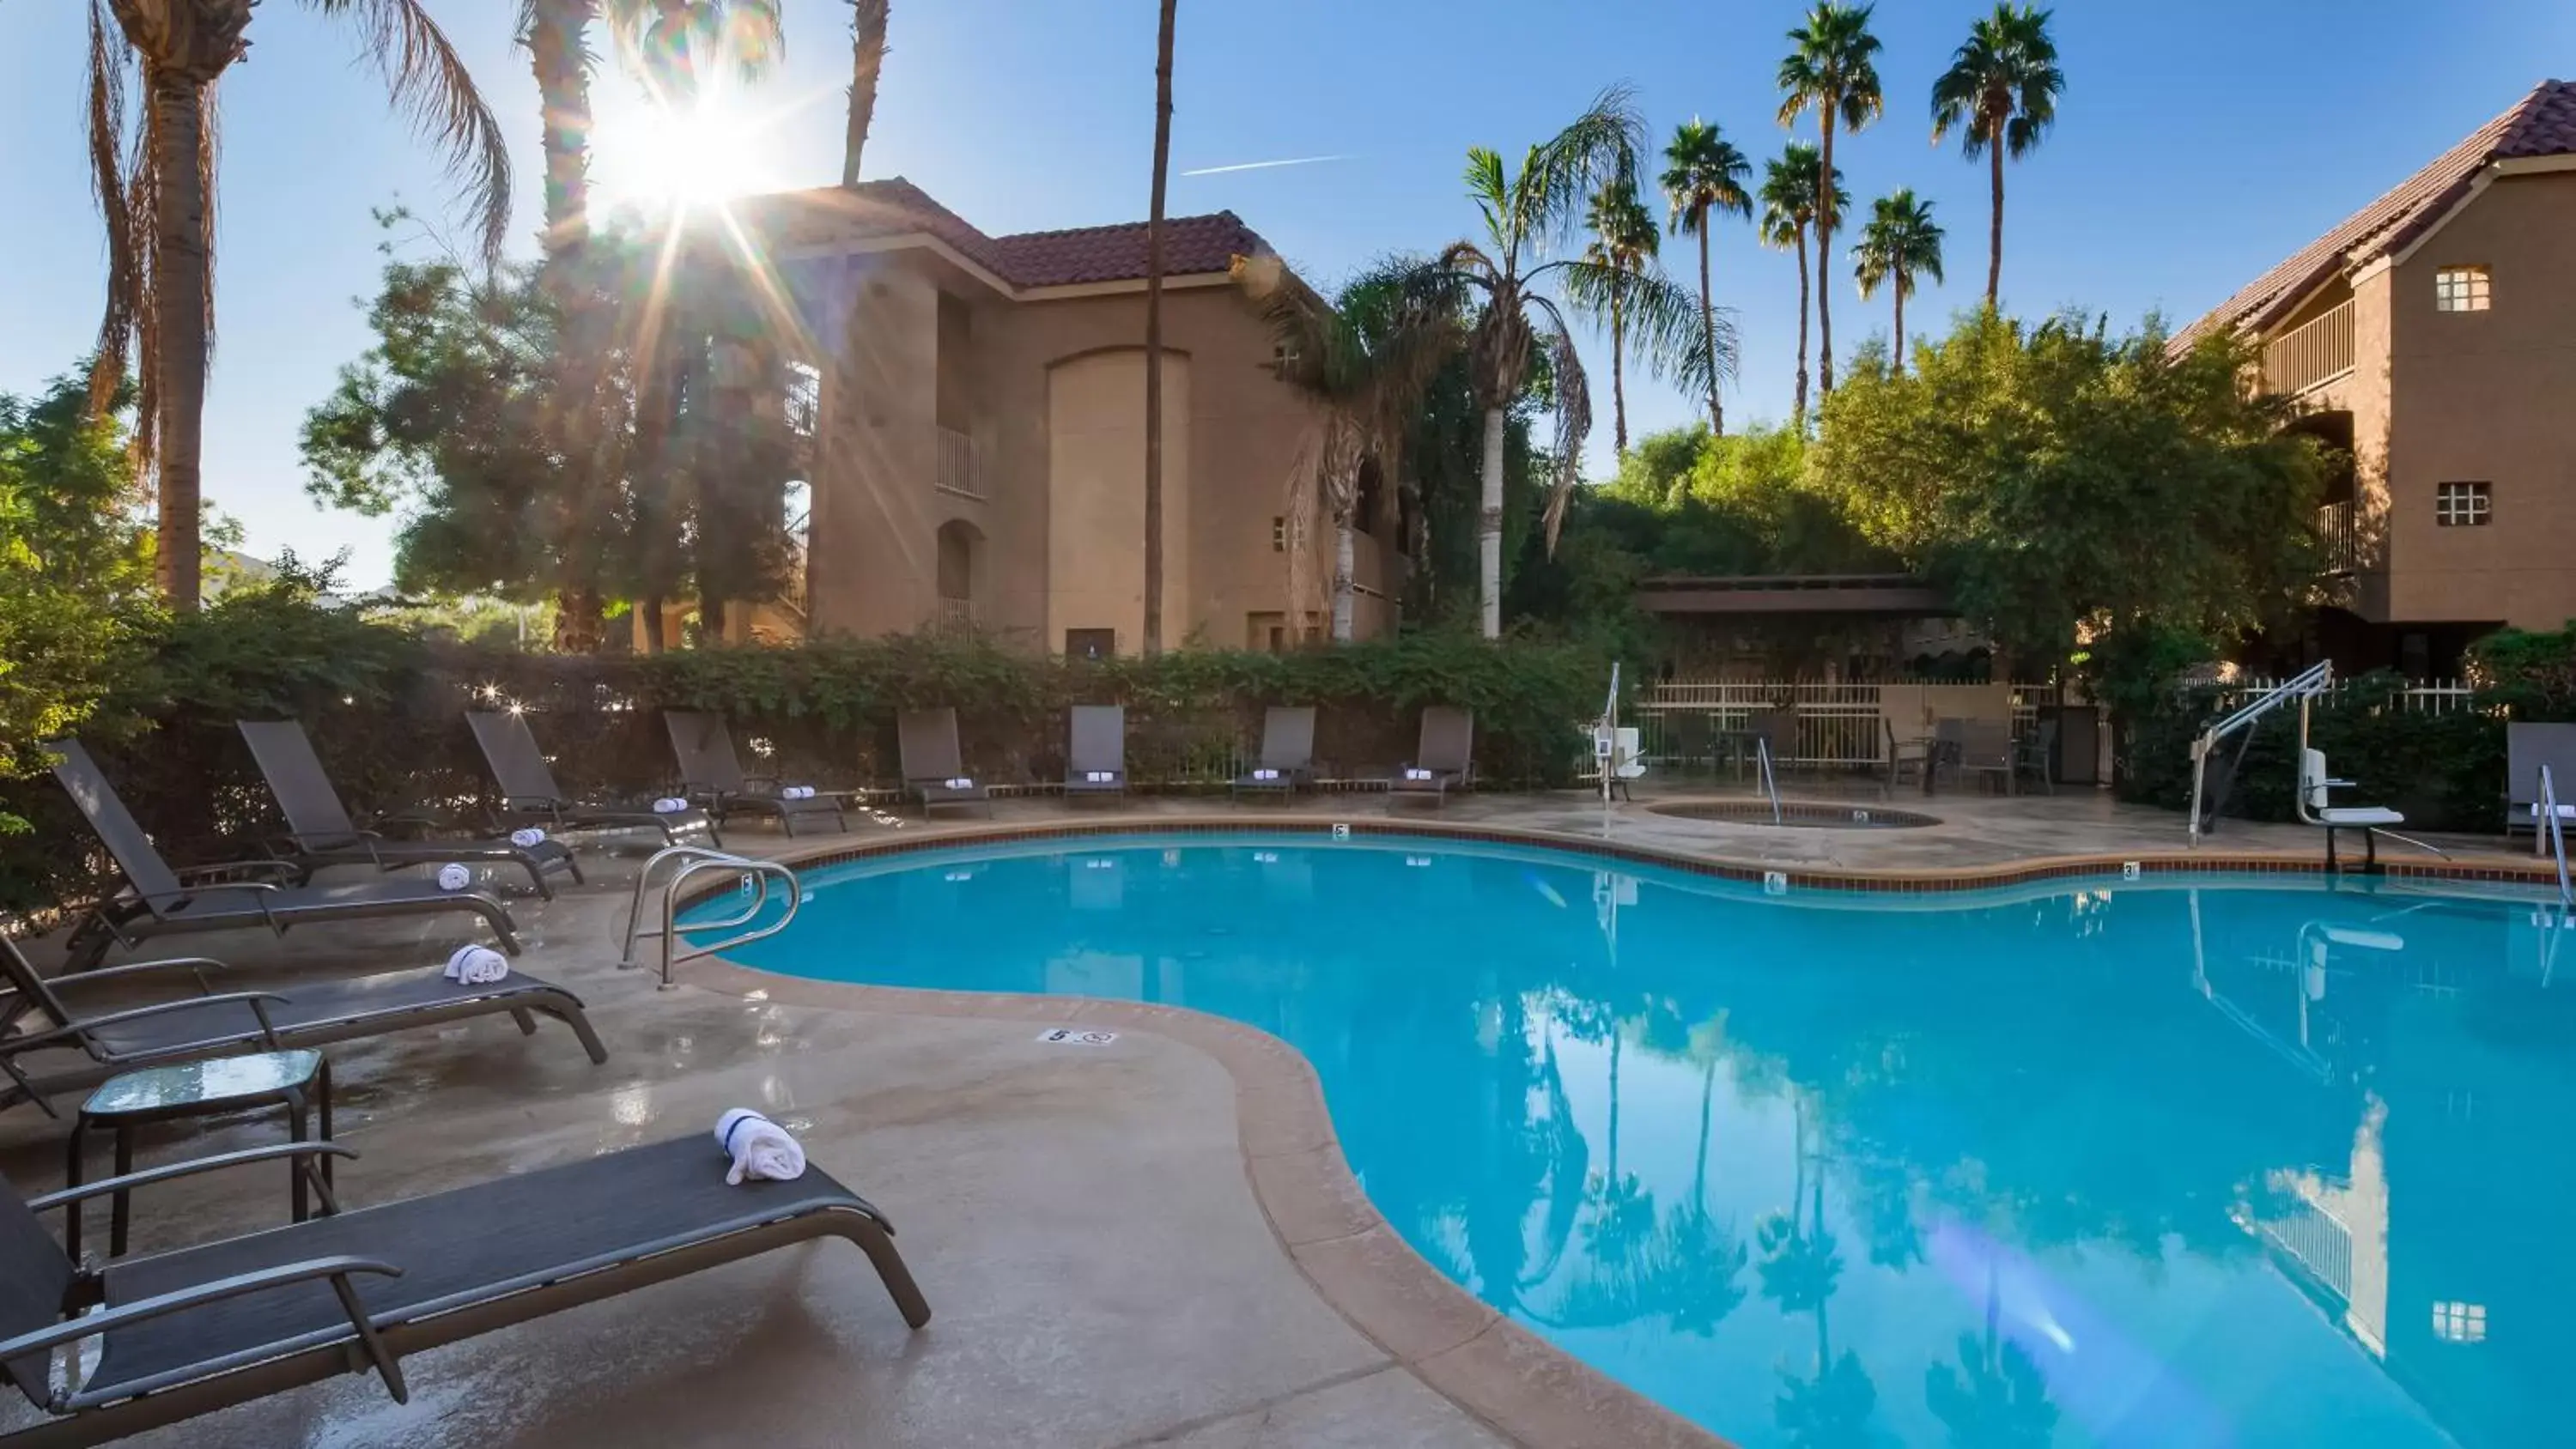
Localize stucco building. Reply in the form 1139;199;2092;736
738;179;1401;654
2174;79;2576;675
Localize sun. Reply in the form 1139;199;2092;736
589;91;779;215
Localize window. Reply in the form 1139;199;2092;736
1064;628;1115;661
2432;1301;2486;1344
1270;342;1302;377
2434;266;2491;312
783;361;821;439
2435;482;2491;527
1271;517;1288;552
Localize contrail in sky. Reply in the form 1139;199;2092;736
1180;155;1348;177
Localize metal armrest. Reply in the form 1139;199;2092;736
27;1143;359;1213
41;957;228;993
1;991;293;1057
0;1253;403;1369
170;859;301;884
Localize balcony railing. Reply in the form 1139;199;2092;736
936;427;984;501
935;596;977;632
2263;300;2354;396
2318;500;2360;575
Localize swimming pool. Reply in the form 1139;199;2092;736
704;832;2576;1447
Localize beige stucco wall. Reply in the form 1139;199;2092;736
2382;171;2576;627
1045;349;1191;652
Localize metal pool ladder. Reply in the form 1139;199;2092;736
2540;765;2573;910
619;844;805;989
1755;737;1784;825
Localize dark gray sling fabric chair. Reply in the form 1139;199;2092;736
664;712;847;837
46;742;521;973
238;721;580;898
465;711;720;846
0;937;605;1119
0;1135;930;1446
897;709;993;816
1388;706;1475;806
1062;706;1127;800
1230;706;1316;801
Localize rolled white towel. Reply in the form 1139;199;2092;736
444;944;510;984
1403;767;1434;781
942;777;975;791
780;785;814;800
435;862;473;892
652;797;690;814
508;827;547;848
1251;768;1280;781
714;1109;806;1185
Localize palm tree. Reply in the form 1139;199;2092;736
842;0;889;185
1581;177;1662;455
1853;189;1945;371
1659;119;1752;435
1925;1259;2061;1447
1396;88;1721;637
87;0;510;610
1777;1;1883;399
1758;144;1840;425
1141;0;1177;654
1930;3;2064;308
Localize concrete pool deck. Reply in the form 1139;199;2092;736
0;785;2546;1447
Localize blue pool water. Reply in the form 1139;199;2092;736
703;834;2576;1447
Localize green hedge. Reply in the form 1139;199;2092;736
0;594;1613;913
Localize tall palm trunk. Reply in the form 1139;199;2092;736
1332;516;1355;641
1815;118;1837;397
1477;405;1505;638
528;0;608;651
1609;290;1628;454
1692;1058;1715;1213
1696;221;1722;434
1892;276;1905;375
841;0;887;186
1985;127;2005;308
147;69;211;610
1791;224;1812;426
1140;0;1176;655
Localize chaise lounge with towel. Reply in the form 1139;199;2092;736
0;936;606;1118
1388;706;1475;806
237;720;582;898
2504;720;2576;842
1062;706;1127;801
46;742;522;972
466;710;720;847
1230;706;1316;802
897;708;993;816
0;1133;929;1446
664;711;847;837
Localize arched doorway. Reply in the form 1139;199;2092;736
936;518;982;630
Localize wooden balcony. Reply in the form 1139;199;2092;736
2263;301;2354;397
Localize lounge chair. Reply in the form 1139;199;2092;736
1230;706;1316;801
664;712;847;838
466;711;720;847
1062;706;1128;800
896;708;993;816
1932;718;2014;795
2504;721;2576;841
238;720;582;899
0;936;606;1119
1388;706;1476;806
46;742;521;973
2297;747;2407;870
2014;719;2059;797
0;1134;929;1446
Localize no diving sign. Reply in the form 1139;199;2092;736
1036;1027;1119;1047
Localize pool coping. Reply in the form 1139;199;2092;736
672;814;2561;1449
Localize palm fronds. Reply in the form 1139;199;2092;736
313;0;516;259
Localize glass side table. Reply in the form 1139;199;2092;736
64;1049;335;1260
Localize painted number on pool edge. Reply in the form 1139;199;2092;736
738;872;755;896
1334;822;1351;840
1764;871;1789;895
1036;1028;1119;1047
2123;861;2142;881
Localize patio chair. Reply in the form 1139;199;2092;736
0;1134;929;1446
896;708;993;816
1744;708;1801;784
1062;706;1128;800
2014;719;2059;797
1670;712;1714;774
1947;718;2017;795
2504;721;2576;841
664;712;847;838
237;721;581;899
46;742;521;973
1230;706;1316;801
1883;718;1931;792
2297;748;2407;870
1389;706;1476;806
0;936;605;1119
465;711;721;847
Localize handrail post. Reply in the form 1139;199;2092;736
617;845;805;987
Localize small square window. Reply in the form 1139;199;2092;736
1271;517;1288;552
2436;482;2491;527
2434;266;2491;312
2432;1300;2486;1343
1064;628;1115;661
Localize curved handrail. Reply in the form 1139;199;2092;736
619;844;804;988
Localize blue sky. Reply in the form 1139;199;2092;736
5;0;2570;586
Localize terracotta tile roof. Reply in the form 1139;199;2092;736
741;178;1270;291
2172;80;2576;351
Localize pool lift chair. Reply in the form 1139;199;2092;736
2186;664;2445;872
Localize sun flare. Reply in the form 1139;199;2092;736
589;93;778;215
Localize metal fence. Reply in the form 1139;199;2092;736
2220;676;2476;716
1623;680;2063;773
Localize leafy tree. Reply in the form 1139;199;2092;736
1580;177;1665;455
1759;145;1842;425
1777;1;1884;399
1396;88;1725;638
1660;119;1753;436
1809;310;2328;670
83;0;512;611
1852;190;1946;370
1930;3;2065;308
